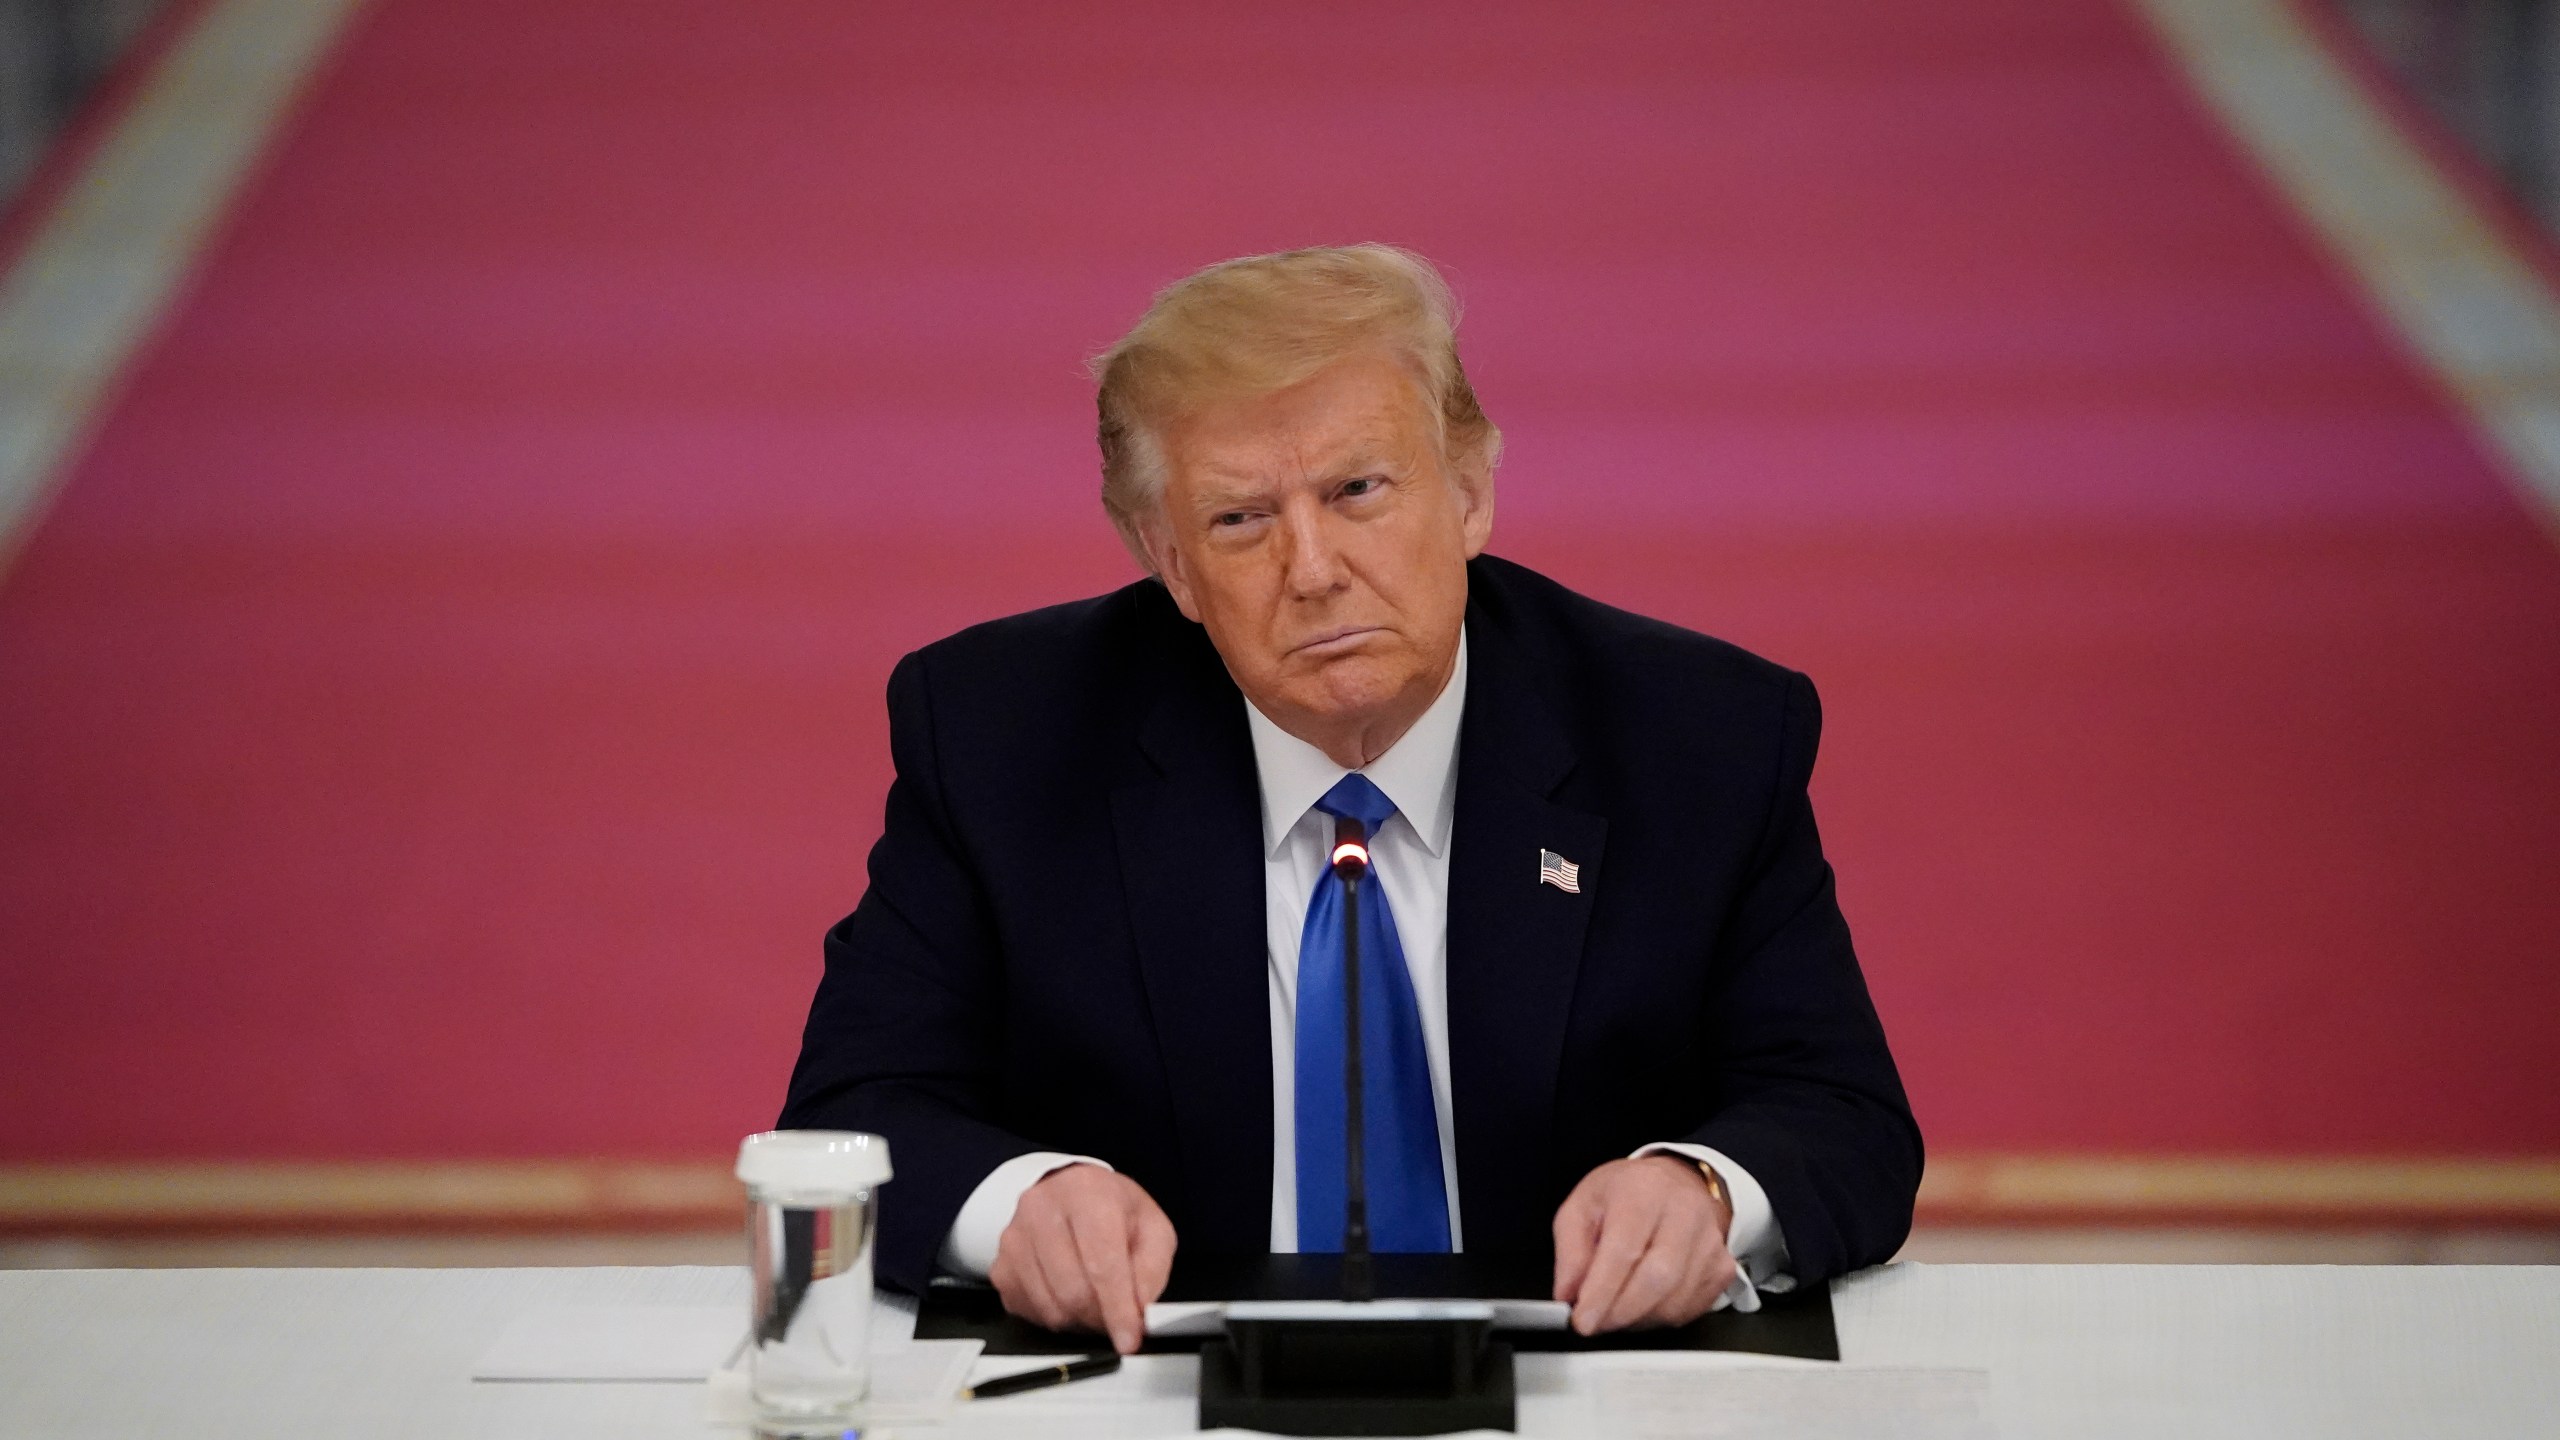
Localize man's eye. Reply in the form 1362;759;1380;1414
1341;476;1380;498
1212;511;1251;527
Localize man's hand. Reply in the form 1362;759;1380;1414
989;1165;1178;1355
1551;1155;1738;1335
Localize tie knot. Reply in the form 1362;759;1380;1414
1313;773;1398;836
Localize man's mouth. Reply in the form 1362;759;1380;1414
1291;626;1382;657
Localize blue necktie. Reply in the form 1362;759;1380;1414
1295;774;1452;1253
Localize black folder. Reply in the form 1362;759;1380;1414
913;1251;1838;1359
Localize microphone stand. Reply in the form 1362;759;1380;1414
1193;811;1515;1435
1334;814;1374;1304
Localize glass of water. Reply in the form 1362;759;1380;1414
737;1130;891;1435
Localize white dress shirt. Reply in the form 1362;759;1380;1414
941;629;1793;1309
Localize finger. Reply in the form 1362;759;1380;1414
1600;1228;1688;1333
1069;1192;1145;1354
1025;1206;1104;1337
1597;1188;1679;1322
993;1233;1064;1331
1550;1184;1603;1303
1131;1198;1178;1307
1631;1201;1714;1330
1657;1210;1719;1327
1571;1204;1660;1335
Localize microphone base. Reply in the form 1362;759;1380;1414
1198;1307;1515;1436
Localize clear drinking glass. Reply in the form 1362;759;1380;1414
737;1130;892;1435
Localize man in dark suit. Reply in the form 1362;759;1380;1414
783;246;1919;1355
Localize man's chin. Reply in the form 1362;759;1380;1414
1270;662;1419;727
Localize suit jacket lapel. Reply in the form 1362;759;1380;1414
1110;618;1273;1252
1446;597;1607;1253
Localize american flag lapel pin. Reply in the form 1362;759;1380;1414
1538;848;1581;893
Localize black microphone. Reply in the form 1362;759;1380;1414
1198;818;1514;1430
1330;813;1374;1304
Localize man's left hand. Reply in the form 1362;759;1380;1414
1550;1155;1738;1335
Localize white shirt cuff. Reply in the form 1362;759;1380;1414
935;1152;1112;1278
1632;1142;1795;1313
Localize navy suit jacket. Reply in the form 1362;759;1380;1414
782;554;1921;1295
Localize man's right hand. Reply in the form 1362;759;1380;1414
988;1164;1178;1354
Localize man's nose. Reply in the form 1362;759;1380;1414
1279;504;1348;599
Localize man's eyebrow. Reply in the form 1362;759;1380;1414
1186;474;1277;511
1183;433;1413;509
1326;433;1411;472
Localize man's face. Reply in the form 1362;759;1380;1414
1140;351;1494;759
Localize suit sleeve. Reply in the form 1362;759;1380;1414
1683;671;1924;1283
779;649;1044;1294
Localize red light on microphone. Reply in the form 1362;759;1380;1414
1330;813;1370;881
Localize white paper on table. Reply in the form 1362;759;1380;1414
1591;1357;1996;1440
473;1304;744;1382
702;1339;985;1427
1144;1300;1229;1337
474;1301;981;1428
1143;1298;1572;1337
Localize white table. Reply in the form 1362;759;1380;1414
2;1263;2554;1438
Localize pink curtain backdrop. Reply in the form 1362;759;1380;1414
3;0;2557;1166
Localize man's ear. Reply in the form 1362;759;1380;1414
1137;514;1205;623
1453;451;1497;560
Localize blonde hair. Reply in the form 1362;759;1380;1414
1092;244;1502;567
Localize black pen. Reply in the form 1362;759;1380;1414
963;1353;1122;1400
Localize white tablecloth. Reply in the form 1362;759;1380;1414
2;1262;2554;1438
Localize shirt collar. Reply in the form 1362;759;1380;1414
1243;628;1467;859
